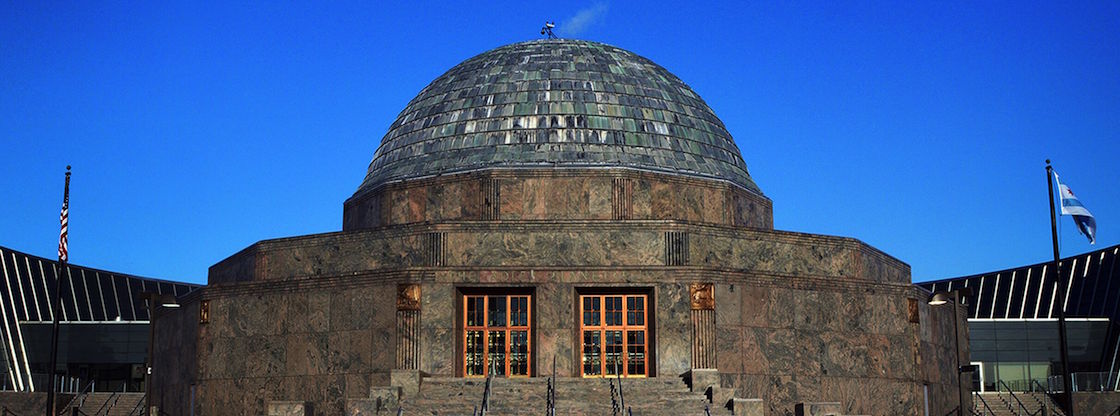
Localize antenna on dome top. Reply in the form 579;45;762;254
540;21;558;39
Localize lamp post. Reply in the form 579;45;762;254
140;292;179;416
929;287;974;416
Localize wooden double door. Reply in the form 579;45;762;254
579;294;648;377
463;294;531;377
460;292;650;378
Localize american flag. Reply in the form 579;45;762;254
58;167;70;262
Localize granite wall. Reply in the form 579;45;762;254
209;222;908;286
710;279;967;415
1073;392;1120;415
171;217;965;415
185;279;400;415
342;169;772;231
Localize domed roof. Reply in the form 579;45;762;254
356;39;761;196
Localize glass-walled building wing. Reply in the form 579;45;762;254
0;245;201;392
920;244;1120;392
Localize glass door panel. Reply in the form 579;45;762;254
466;330;484;376
627;330;645;375
510;330;529;376
583;331;602;376
579;294;648;377
605;330;623;375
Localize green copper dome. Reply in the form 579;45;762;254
356;39;761;196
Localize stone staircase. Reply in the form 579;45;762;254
401;377;732;416
974;392;1064;416
62;392;144;416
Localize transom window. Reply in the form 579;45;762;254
463;294;531;377
580;294;648;377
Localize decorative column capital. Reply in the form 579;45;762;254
397;284;421;311
689;282;714;310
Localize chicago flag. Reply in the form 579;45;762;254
1055;171;1097;245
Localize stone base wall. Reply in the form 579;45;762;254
180;257;958;414
0;392;68;415
209;221;907;286
180;209;962;415
1073;392;1120;415
191;282;399;414
342;169;772;231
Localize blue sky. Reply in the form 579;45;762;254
2;1;1117;285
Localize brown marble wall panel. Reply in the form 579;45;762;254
534;282;575;376
648;180;679;220
731;188;773;229
710;278;961;415
700;186;727;224
859;245;911;284
714;284;741;327
448;228;665;267
187;281;400;416
657;283;692;377
715;326;744;374
420;283;456;376
208;245;259;284
588;177;612;219
737;238;857;280
428;180;469;221
631;177;653;218
1072;392;1120;415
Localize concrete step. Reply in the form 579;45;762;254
974;392;1064;416
68;392;144;416
404;377;731;416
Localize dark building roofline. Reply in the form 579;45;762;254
0;244;202;323
919;243;1120;320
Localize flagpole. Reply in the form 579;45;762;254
1046;160;1075;416
45;165;70;416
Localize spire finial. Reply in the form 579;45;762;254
540;21;558;39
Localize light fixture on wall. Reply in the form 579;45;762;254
928;287;974;415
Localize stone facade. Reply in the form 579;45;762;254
153;182;965;414
151;39;966;415
343;169;772;231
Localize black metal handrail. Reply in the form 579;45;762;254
614;358;628;416
973;393;997;416
546;356;556;416
609;378;619;416
1027;379;1059;416
59;379;96;415
477;359;495;416
998;379;1044;416
1030;379;1049;394
94;390;122;416
125;392;146;416
2;406;22;416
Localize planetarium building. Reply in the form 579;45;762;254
152;39;965;415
